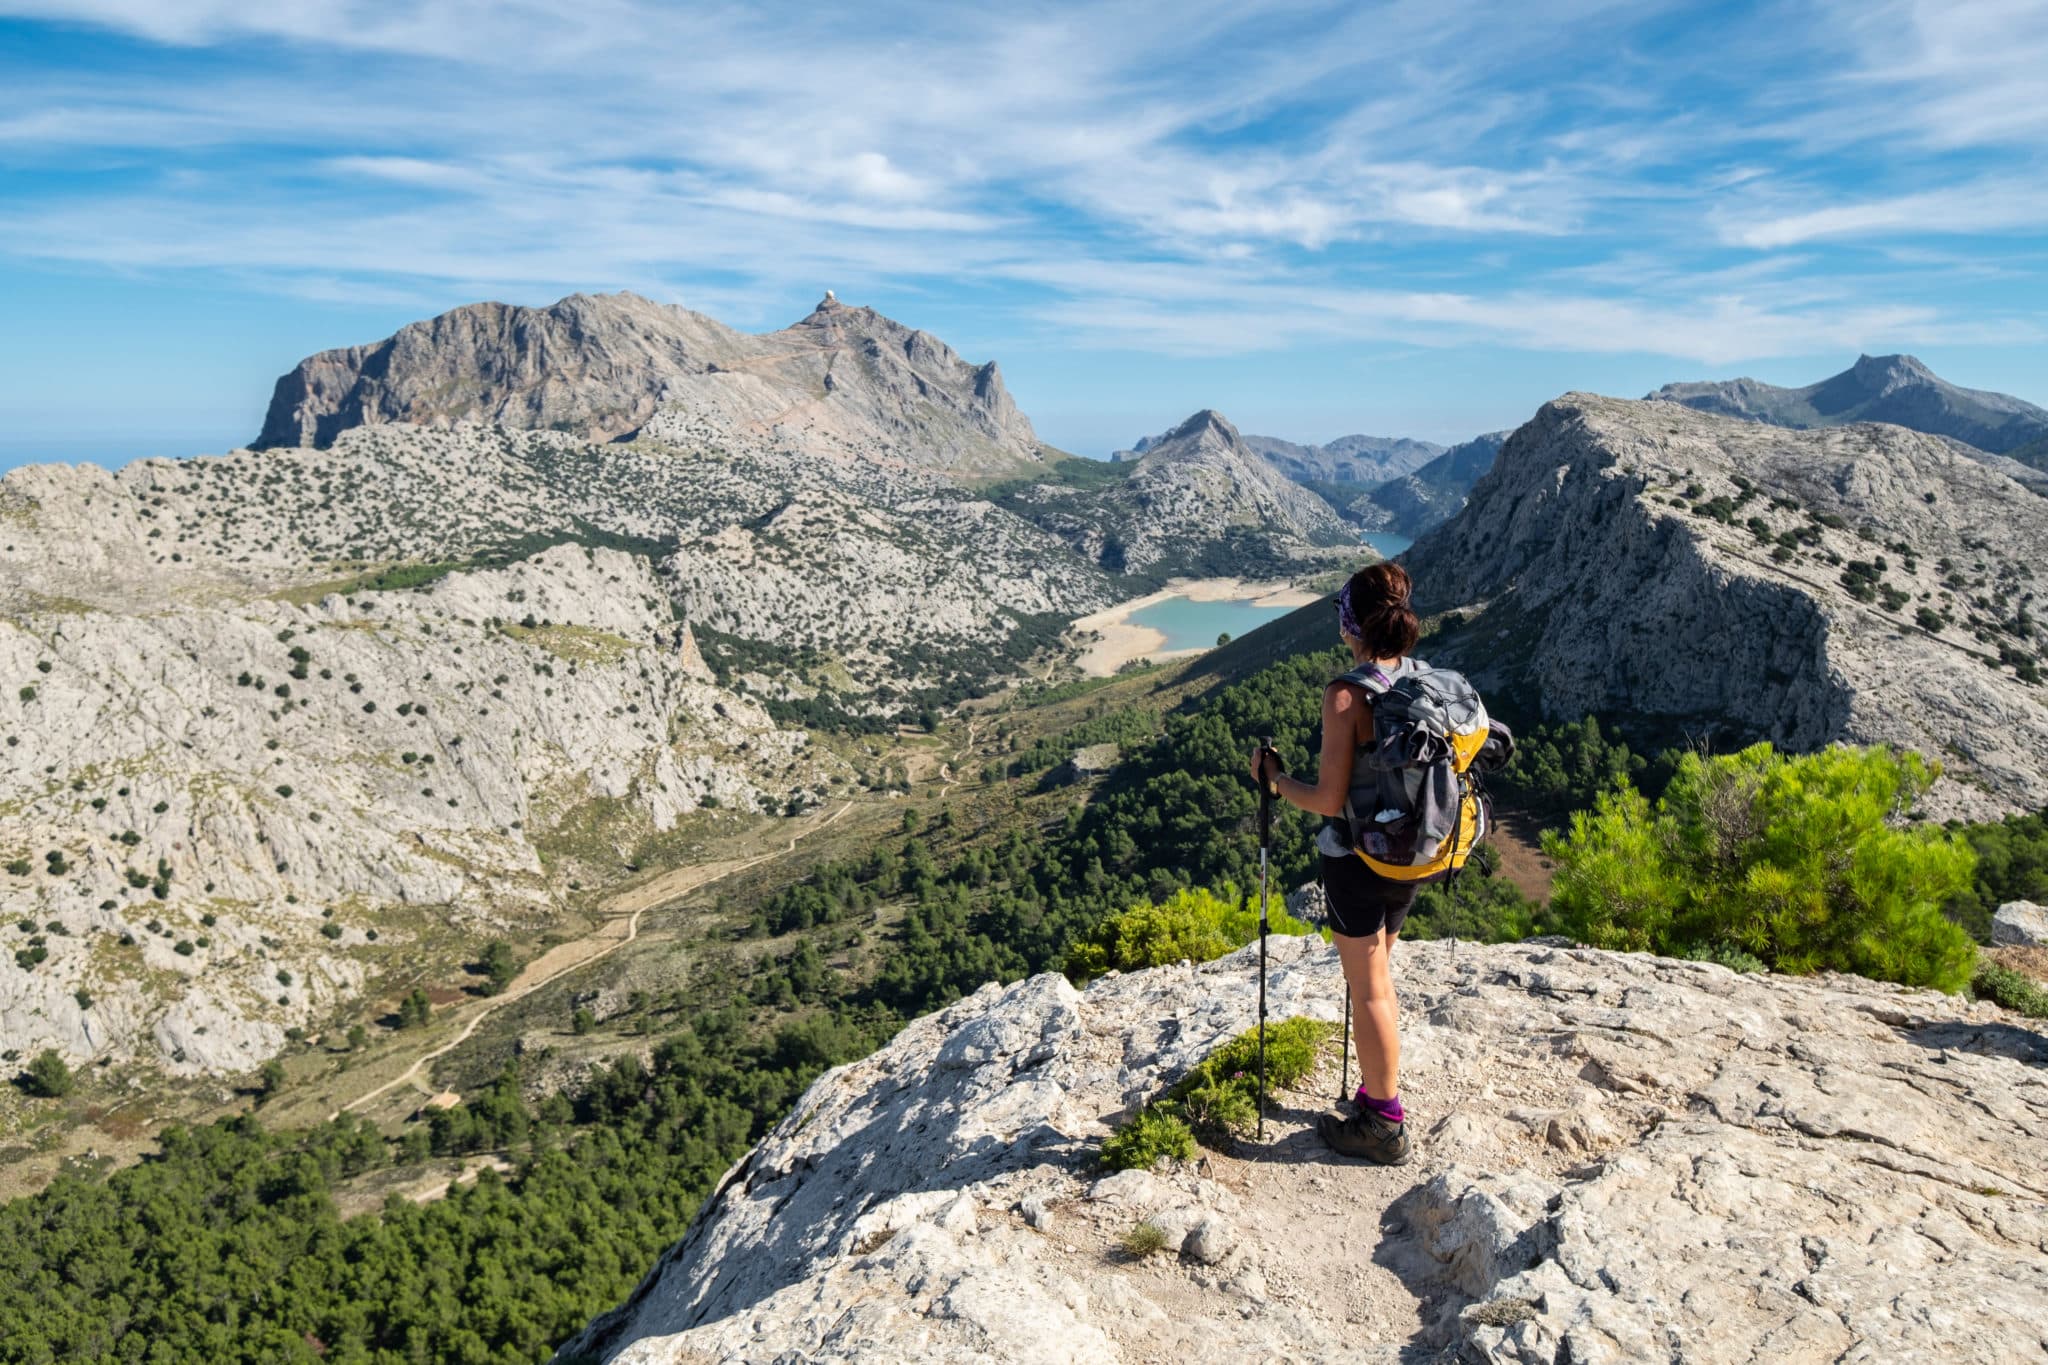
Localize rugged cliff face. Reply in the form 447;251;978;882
255;292;765;450
257;291;1046;478
1405;394;2048;817
557;938;2048;1363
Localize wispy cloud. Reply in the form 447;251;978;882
0;0;2042;372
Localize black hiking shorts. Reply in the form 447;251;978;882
1319;854;1418;939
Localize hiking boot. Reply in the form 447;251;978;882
1318;1109;1412;1165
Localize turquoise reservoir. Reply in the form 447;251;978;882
1125;595;1297;651
1361;532;1413;558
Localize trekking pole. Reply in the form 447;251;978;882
1256;737;1274;1141
1340;995;1350;1104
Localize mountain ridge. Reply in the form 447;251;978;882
1649;353;2048;464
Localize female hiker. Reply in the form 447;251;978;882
1248;562;1422;1165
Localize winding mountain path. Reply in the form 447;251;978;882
338;800;853;1117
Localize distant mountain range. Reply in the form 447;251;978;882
1003;410;1356;576
1137;352;2048;548
1346;432;1509;537
1114;429;1441;485
1650;353;2048;467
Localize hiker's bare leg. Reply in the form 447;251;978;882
1335;929;1399;1099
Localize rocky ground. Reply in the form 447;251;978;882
558;937;2048;1363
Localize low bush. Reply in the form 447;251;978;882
1101;1106;1196;1171
1973;961;2048;1019
1064;884;1313;983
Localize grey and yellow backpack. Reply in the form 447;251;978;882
1328;660;1515;883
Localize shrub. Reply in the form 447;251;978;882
1064;884;1312;983
478;940;517;995
1973;961;2048;1019
397;988;432;1029
1678;941;1766;974
21;1049;71;1098
1545;744;1977;992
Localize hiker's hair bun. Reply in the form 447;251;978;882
1346;562;1420;658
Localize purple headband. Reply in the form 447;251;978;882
1337;580;1362;641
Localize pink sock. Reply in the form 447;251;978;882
1355;1087;1404;1124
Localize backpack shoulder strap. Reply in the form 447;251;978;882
1331;663;1396;698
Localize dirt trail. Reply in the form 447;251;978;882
337;800;853;1118
938;716;981;796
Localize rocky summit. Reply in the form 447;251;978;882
556;937;2048;1363
259;290;1044;477
1406;393;2048;818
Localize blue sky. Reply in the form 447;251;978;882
2;0;2045;470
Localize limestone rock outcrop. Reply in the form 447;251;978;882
557;938;2048;1363
1405;393;2048;817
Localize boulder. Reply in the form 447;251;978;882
1992;901;2048;947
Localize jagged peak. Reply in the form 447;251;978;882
1160;408;1242;446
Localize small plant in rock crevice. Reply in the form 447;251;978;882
1119;1219;1170;1258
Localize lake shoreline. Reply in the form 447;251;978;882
1068;576;1320;677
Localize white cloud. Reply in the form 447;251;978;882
0;0;2041;371
1722;181;2048;248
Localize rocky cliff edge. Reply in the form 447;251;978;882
557;938;2048;1363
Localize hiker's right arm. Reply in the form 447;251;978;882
1266;681;1359;819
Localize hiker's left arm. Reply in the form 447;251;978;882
1249;682;1357;818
